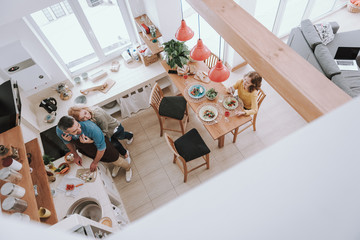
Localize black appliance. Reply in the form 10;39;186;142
39;97;57;113
0;79;21;134
40;126;69;160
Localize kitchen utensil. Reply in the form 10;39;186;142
44;112;56;123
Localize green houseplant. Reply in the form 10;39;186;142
163;39;190;69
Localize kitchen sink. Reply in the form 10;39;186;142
67;198;102;222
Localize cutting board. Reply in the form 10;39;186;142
80;79;115;95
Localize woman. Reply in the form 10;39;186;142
68;105;133;164
227;71;262;116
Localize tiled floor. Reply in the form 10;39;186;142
111;7;358;222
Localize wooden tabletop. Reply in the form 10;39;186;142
161;60;252;142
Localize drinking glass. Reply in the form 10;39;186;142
224;111;230;122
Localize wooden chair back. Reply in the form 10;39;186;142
164;133;180;158
149;83;164;112
252;88;266;130
204;52;219;69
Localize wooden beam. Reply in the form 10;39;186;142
186;0;351;122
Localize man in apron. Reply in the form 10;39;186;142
56;116;132;182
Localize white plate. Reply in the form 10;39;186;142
199;105;218;122
223;96;239;110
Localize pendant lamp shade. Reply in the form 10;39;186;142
208;60;230;82
190;39;211;61
175;20;194;42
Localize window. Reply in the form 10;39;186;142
28;0;134;75
235;0;347;38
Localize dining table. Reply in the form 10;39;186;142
161;60;252;148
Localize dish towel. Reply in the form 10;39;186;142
118;84;151;118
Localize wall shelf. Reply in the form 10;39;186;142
134;14;162;41
25;138;58;225
0;126;40;221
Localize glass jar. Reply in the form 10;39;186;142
0;167;22;183
1;182;25;198
2;196;28;213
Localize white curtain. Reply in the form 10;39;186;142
117;84;152;118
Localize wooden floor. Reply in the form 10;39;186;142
112;7;359;222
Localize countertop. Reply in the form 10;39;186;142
49;155;129;232
29;57;167;132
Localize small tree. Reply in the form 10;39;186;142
163;39;190;69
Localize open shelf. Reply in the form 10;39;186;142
134;14;162;42
138;32;164;55
0;126;40;222
25;138;58;225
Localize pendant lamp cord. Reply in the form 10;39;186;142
198;14;201;39
180;0;184;20
219;36;222;61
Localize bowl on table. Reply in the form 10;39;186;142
205;88;218;101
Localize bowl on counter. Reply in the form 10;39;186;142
55;162;70;175
81;72;88;80
74;77;81;84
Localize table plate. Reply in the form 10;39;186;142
223;96;239;110
188;84;206;99
199;105;218;122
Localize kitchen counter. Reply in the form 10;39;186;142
49;155;129;232
28;57;167;132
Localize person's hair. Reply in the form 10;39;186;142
245;71;262;93
58;116;75;132
68;105;94;122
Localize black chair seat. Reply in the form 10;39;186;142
159;96;187;120
174;128;210;162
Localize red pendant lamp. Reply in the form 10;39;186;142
190;15;211;61
208;36;230;82
175;0;194;42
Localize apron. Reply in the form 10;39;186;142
72;137;119;163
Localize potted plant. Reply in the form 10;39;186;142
163;39;190;69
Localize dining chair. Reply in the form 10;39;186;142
231;88;266;143
204;52;219;69
164;128;210;182
149;83;189;137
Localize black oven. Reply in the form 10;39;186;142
0;79;21;134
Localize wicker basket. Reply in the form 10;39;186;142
347;2;360;13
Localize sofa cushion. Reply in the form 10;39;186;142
329;22;340;34
331;73;359;98
314;23;335;45
314;44;341;78
301;19;322;50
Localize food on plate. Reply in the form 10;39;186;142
203;110;215;119
226;99;237;107
205;88;218;100
191;87;200;96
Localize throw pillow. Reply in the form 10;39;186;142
314;23;335;45
314;44;341;79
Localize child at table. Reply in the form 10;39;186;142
227;71;262;116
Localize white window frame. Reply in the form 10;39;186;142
25;0;137;76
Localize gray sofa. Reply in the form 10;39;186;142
287;19;360;97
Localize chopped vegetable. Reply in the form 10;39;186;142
66;184;74;191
